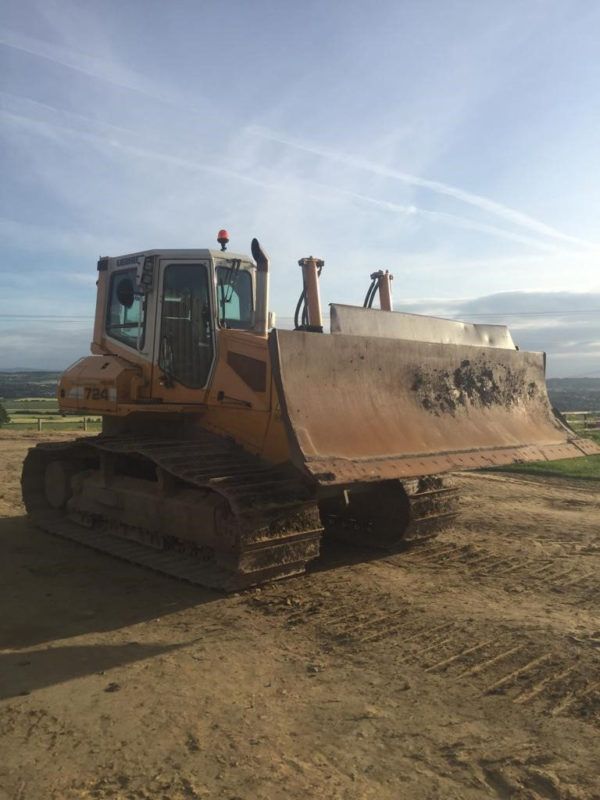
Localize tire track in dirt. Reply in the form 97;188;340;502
251;585;600;730
457;473;600;547
251;476;600;736
395;622;600;728
384;541;600;601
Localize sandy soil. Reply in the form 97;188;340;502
1;430;599;800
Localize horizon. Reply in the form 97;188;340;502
1;284;599;378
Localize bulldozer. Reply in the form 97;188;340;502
21;232;600;589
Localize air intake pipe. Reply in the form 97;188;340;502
91;257;110;354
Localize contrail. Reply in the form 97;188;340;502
247;125;595;249
1;103;570;252
0;89;138;139
0;28;177;104
0;108;275;190
3;28;594;251
333;187;561;252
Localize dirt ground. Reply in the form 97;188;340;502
1;430;599;800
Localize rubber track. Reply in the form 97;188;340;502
22;431;323;590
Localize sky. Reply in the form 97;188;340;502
1;0;599;376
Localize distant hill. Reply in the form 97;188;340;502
0;371;62;399
2;371;600;411
546;378;600;412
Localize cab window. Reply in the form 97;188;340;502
160;263;213;388
106;269;146;349
216;266;253;329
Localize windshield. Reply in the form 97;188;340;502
216;266;253;329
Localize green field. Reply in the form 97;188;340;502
4;419;102;431
7;398;59;408
491;414;600;481
496;454;600;481
1;397;101;431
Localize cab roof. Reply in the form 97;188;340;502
103;249;254;262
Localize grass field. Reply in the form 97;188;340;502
492;415;600;481
1;397;101;431
496;454;600;481
4;419;102;431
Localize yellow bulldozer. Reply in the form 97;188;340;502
22;232;599;589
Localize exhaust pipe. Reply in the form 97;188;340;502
251;238;270;335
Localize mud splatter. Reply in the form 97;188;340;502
411;359;530;416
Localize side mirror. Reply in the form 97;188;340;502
116;277;135;308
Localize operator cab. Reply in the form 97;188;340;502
95;245;257;392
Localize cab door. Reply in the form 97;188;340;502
151;259;216;404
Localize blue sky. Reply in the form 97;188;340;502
1;0;599;375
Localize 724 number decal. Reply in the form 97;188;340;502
84;387;109;401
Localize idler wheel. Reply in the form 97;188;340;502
320;480;411;549
44;460;75;509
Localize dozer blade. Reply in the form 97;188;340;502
269;329;599;486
